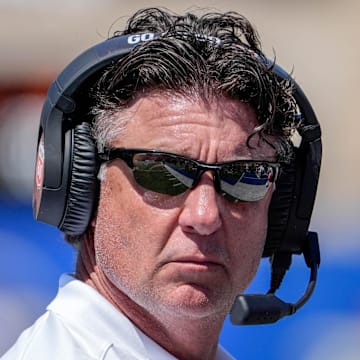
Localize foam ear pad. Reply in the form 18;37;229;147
263;161;297;257
60;122;98;235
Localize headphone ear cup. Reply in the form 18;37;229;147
263;162;296;257
60;122;99;235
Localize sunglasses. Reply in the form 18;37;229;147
98;148;280;202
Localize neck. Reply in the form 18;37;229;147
76;232;225;360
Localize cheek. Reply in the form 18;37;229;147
93;172;144;284
93;169;179;285
230;200;269;245
94;204;135;287
228;199;270;290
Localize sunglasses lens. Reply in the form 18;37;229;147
220;163;274;202
132;154;196;195
128;152;276;201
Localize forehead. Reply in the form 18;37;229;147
111;92;273;160
126;92;258;128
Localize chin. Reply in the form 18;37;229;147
159;283;233;319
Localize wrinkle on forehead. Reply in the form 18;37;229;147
121;90;258;126
161;92;257;125
111;91;275;160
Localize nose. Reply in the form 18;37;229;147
178;173;222;236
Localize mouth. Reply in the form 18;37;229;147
169;257;225;271
159;255;230;288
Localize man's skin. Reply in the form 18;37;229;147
77;92;276;360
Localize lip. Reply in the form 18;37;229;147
169;256;225;269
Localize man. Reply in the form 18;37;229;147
2;7;316;360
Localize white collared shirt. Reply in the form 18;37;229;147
2;274;235;360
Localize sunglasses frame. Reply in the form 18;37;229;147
98;147;281;202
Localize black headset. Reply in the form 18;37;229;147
33;33;322;324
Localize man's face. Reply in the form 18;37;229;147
94;93;276;320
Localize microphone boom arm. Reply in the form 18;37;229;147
230;232;320;325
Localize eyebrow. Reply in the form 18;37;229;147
150;137;275;162
232;138;277;161
231;143;253;158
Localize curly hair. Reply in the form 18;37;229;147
91;7;297;161
67;7;298;245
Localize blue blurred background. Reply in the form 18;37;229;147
0;1;359;359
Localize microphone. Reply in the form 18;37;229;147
230;232;320;325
